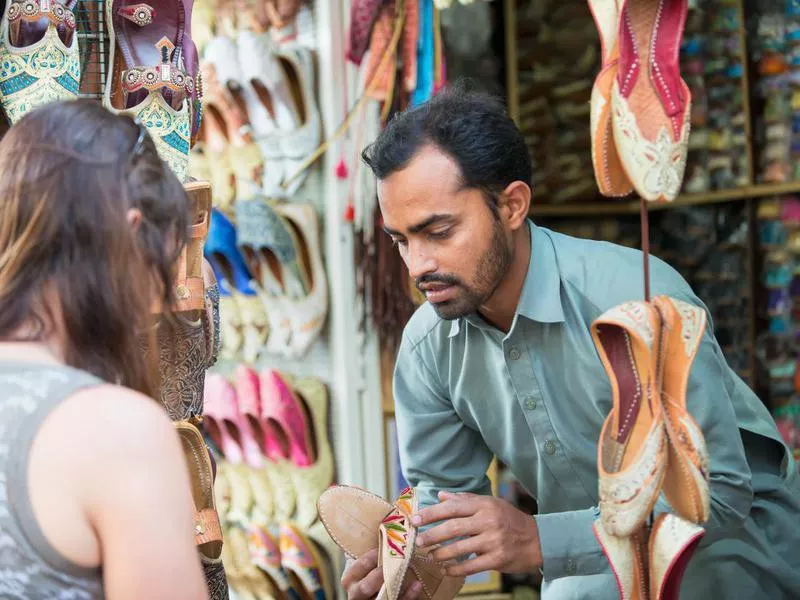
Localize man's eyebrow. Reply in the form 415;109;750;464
383;214;453;237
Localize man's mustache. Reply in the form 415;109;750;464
416;274;462;291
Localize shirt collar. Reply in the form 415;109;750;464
447;220;565;338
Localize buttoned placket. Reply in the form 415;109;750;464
502;320;593;503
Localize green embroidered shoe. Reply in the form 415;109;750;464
0;0;81;123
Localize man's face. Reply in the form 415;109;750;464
378;145;513;320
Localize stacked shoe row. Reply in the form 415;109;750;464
515;0;599;204
750;0;800;183
0;0;202;181
203;199;328;363
203;365;340;600
189;2;321;205
680;0;749;193
755;196;800;406
591;297;711;599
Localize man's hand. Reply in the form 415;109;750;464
341;548;424;600
412;491;542;577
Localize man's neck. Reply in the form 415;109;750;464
478;223;532;333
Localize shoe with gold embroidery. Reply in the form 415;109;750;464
0;0;80;123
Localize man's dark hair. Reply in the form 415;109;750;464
361;80;532;211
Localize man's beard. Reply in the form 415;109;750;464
416;219;512;320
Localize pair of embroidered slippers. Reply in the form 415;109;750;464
317;486;465;600
591;296;711;599
588;0;691;202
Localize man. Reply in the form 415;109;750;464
342;85;800;599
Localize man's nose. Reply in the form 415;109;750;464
406;243;437;280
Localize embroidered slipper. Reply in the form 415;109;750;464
285;377;334;529
229;524;280;600
280;522;334;600
588;0;633;197
593;519;649;600
612;0;691;202
591;301;667;537
104;0;198;181
318;486;465;600
202;258;222;369
199;61;237;213
236;366;297;522
260;369;315;467
0;0;81;123
248;526;299;600
653;297;710;524
205;208;270;363
275;202;328;357
648;513;704;600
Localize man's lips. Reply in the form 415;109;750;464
420;284;457;303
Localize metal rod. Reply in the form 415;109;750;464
641;197;650;302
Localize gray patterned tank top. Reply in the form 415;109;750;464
0;362;104;599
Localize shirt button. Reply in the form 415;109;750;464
524;397;537;410
508;347;521;361
565;558;577;575
544;440;557;455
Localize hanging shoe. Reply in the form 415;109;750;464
0;0;81;123
203;258;222;369
592;519;649;600
275;45;321;198
653;296;710;523
612;0;691;202
280;522;334;600
205;208;270;364
591;301;667;537
588;0;633;197
199;61;237;213
104;0;200;181
236;366;298;523
648;513;704;600
259;369;315;467
284;376;334;529
275;202;328;357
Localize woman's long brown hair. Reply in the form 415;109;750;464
0;100;189;396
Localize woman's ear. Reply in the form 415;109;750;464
500;181;531;231
127;208;142;233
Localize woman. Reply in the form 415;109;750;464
0;100;208;599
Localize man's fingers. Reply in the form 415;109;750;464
430;535;484;563
351;566;384;600
444;552;497;578
412;494;481;527
416;517;479;548
341;549;379;589
399;580;424;600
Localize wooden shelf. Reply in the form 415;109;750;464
530;181;800;218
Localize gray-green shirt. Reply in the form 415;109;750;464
394;221;800;599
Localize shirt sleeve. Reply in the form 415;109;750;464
536;295;754;580
393;336;494;512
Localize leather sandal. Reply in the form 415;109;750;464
0;0;81;122
591;301;667;537
318;486;465;600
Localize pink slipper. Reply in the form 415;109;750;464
203;373;244;464
259;369;315;467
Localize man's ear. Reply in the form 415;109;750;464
126;208;142;233
498;181;531;230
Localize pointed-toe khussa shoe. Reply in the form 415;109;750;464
318;486;465;600
611;0;691;202
591;301;667;537
648;513;704;600
653;296;710;524
0;0;81;122
588;0;633;197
